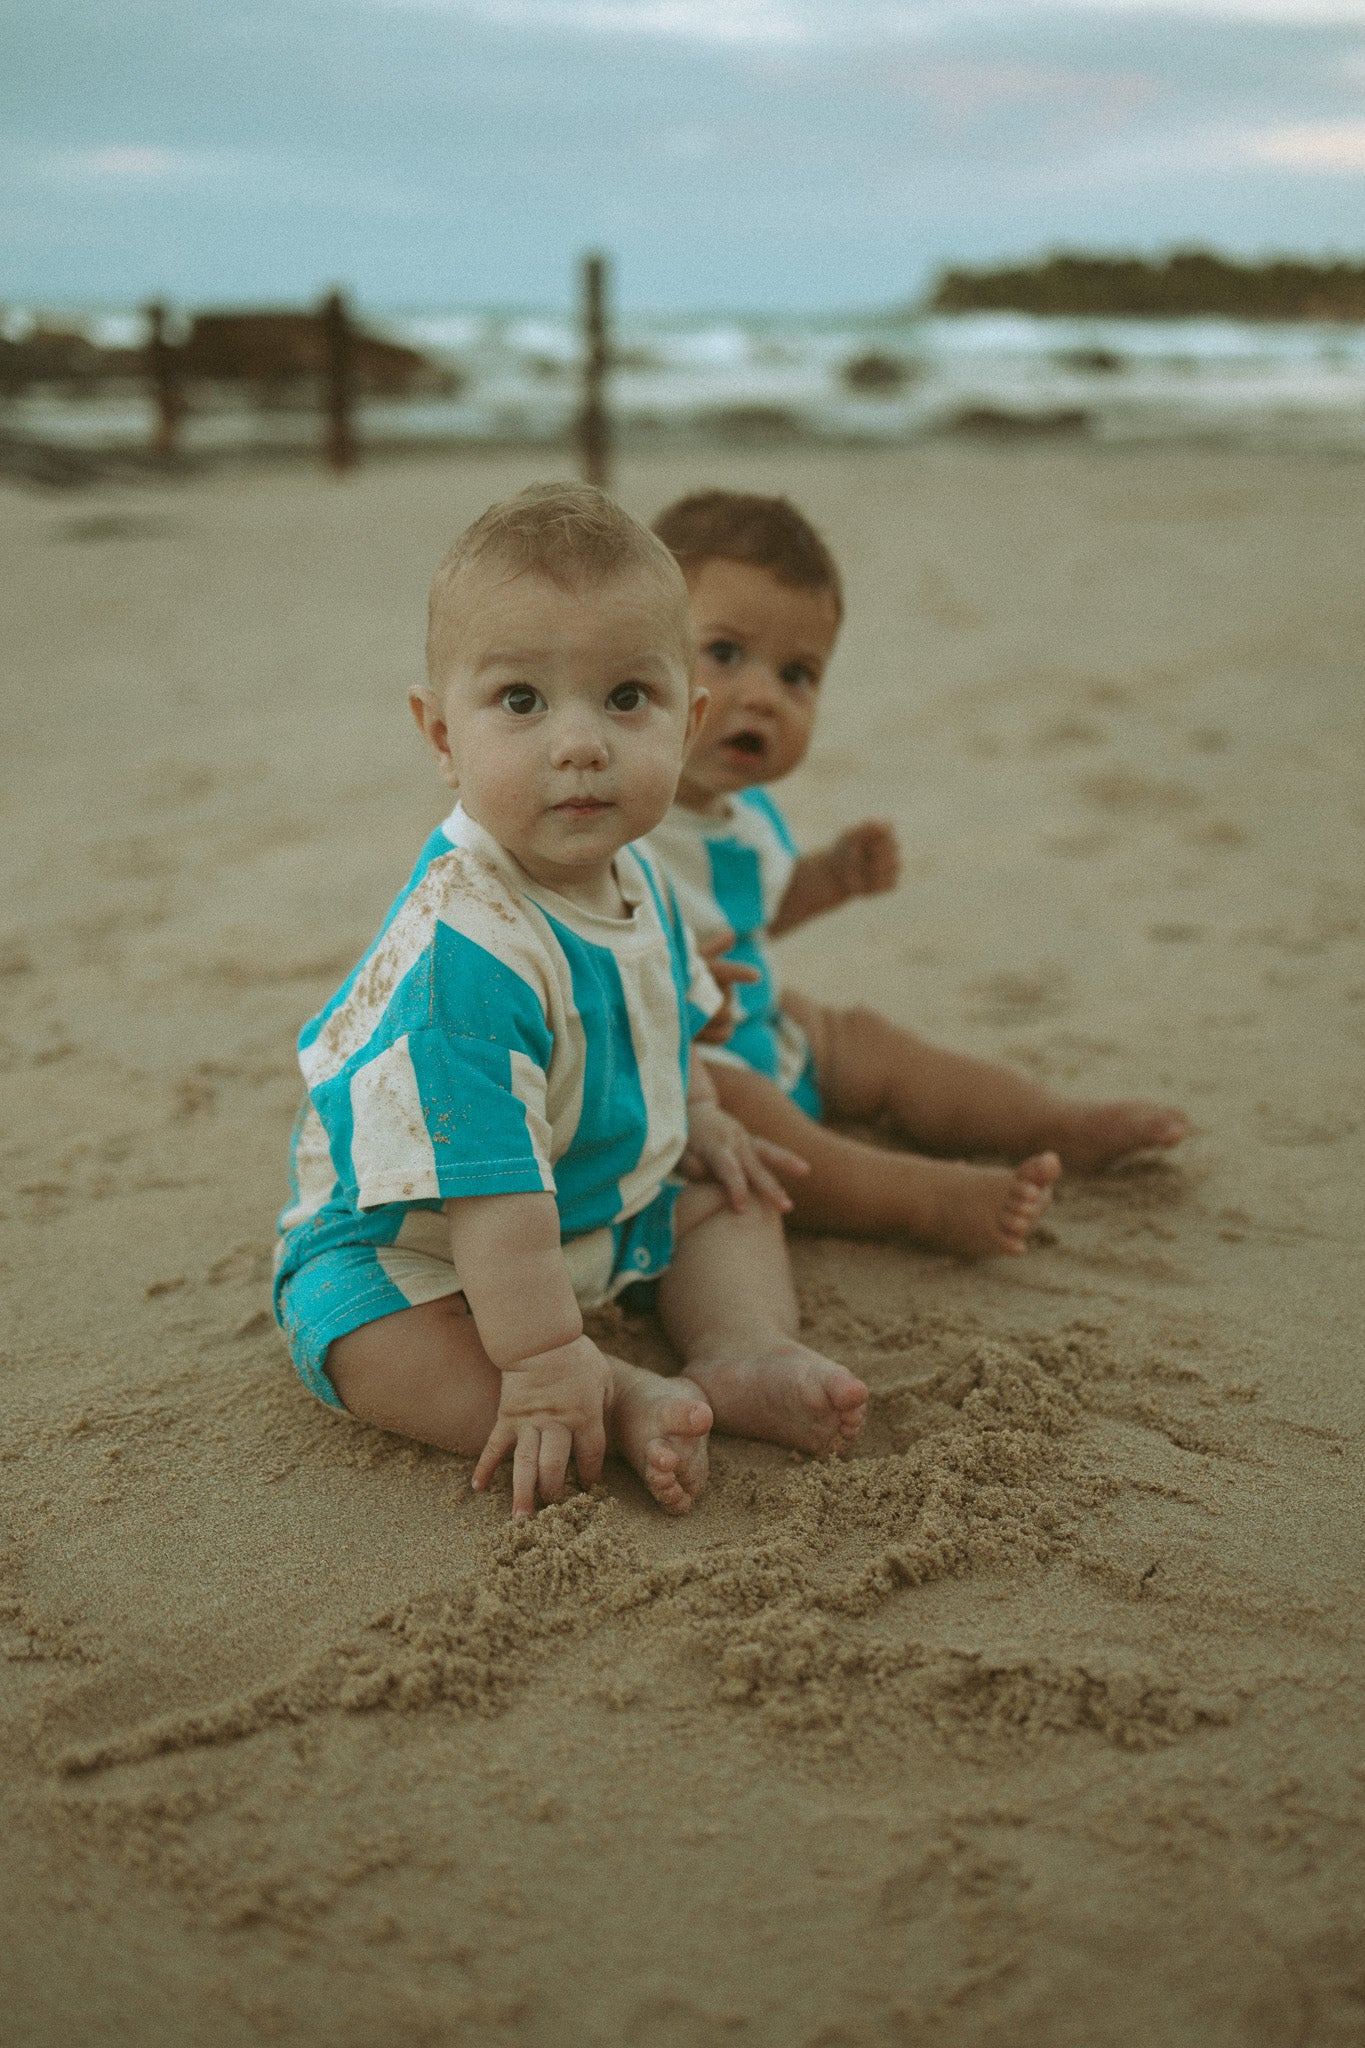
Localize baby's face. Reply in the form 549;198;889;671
675;559;840;809
415;566;699;900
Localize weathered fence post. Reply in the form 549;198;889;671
144;301;183;458
320;289;357;473
576;251;612;491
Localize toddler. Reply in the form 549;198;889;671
648;491;1188;1258
273;484;867;1517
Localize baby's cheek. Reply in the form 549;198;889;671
632;750;689;829
473;755;538;838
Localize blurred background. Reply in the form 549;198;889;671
5;0;1365;468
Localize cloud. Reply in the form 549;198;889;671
1000;0;1365;18
383;0;1365;29
913;60;1157;122
59;145;185;181
387;0;818;42
1247;117;1365;162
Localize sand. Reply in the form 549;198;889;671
1;441;1362;2048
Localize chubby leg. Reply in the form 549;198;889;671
788;994;1187;1172
326;1293;713;1513
707;1060;1060;1257
658;1184;868;1456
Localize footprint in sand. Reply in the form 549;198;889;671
1255;1103;1358;1147
1077;769;1202;817
1187;725;1232;753
962;964;1072;1027
56;513;182;544
1031;714;1106;754
1185;819;1250;850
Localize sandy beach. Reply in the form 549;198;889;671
2;439;1362;2047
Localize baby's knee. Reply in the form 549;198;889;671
824;1000;902;1071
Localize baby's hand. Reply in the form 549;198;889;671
827;819;900;903
680;1099;807;1214
471;1334;612;1518
696;938;762;1045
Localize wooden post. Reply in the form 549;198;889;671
576;251;612;490
144;300;183;457
320;288;357;473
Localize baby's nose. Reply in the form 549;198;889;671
738;662;783;709
551;710;609;766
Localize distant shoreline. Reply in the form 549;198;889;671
929;251;1365;322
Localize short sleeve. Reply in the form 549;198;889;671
308;919;558;1212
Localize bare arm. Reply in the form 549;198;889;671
769;819;901;937
449;1191;610;1517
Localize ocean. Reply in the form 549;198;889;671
5;304;1365;456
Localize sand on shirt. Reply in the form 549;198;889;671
0;442;1362;2047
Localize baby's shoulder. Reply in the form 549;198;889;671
419;840;530;927
734;785;798;853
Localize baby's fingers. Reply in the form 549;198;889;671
740;1149;794;1213
754;1137;810;1178
512;1429;543;1518
711;960;762;988
711;1144;751;1212
573;1414;607;1491
536;1423;574;1508
472;1417;517;1495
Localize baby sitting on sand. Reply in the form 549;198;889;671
273;482;866;1517
647;490;1189;1257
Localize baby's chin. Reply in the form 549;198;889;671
688;749;780;796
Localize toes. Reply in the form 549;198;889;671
659;1398;713;1439
998;1162;1057;1252
1020;1151;1062;1189
644;1433;707;1509
832;1380;867;1414
817;1371;867;1450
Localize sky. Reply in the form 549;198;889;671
4;0;1365;312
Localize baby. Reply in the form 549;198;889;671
648;491;1189;1258
273;483;867;1517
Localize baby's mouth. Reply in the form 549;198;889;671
722;730;766;762
553;796;612;815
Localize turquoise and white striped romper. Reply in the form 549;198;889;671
647;788;822;1117
274;804;719;1409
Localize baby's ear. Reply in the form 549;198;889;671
409;686;457;784
685;684;710;750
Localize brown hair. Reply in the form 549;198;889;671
651;490;843;620
427;481;691;682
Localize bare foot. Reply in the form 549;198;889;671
1046;1101;1188;1173
687;1341;868;1459
909;1151;1062;1258
607;1360;713;1515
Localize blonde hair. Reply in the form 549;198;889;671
427;481;692;683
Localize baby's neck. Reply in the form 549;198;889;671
555;865;630;918
517;851;629;919
673;776;735;816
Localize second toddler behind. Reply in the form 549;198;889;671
648;490;1189;1258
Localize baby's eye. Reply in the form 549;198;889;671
780;662;818;691
500;684;545;715
704;638;743;667
607;681;648;713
